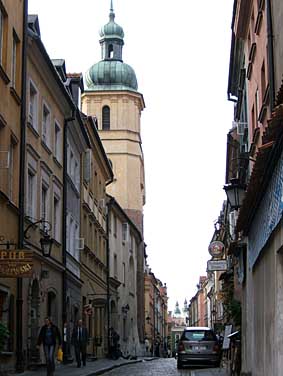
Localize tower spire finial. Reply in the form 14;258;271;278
109;0;115;21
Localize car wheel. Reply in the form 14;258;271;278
177;360;183;369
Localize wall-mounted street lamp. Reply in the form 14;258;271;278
24;219;53;257
223;178;246;210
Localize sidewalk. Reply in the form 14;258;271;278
191;368;229;376
15;357;157;376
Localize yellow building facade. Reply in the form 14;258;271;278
0;0;24;369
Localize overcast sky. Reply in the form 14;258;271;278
28;0;234;312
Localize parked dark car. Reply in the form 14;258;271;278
177;326;221;369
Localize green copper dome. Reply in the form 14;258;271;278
99;19;124;40
85;60;138;91
85;1;138;92
100;1;124;40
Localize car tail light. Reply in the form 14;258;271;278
178;341;185;352
213;344;220;353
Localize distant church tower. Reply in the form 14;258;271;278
174;301;181;317
82;0;146;232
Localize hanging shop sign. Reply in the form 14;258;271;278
208;241;225;258
0;250;33;277
207;260;227;272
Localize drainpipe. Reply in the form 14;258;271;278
62;112;75;358
106;198;111;357
266;0;275;110
17;0;28;372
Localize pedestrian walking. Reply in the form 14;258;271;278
37;317;62;376
144;337;150;355
109;327;120;359
71;319;88;367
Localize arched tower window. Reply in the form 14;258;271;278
102;106;110;130
108;44;114;59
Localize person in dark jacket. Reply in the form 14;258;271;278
71;319;88;367
37;317;62;376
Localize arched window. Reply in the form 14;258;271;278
108;44;114;59
102;106;110;130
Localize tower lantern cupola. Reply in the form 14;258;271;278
99;0;124;61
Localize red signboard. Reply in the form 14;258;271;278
208;241;225;258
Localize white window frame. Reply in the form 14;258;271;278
42;102;51;147
28;79;38;130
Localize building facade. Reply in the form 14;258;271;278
81;3;146;344
80;115;113;358
23;15;76;368
107;196;143;356
0;0;25;370
226;1;283;375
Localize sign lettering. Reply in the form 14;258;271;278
0;250;33;278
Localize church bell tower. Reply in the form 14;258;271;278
82;0;145;232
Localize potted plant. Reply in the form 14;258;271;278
0;323;10;376
0;322;9;353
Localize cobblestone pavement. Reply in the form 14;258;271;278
103;358;229;375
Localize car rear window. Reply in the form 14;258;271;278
182;330;217;341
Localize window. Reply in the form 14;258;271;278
261;61;266;102
11;31;19;89
255;89;259;126
0;5;7;69
122;223;129;242
54;121;62;163
28;81;38;130
69;216;74;254
53;195;60;242
8;141;15;200
102;106;110;130
182;330;217;342
129;257;134;293
122;262;126;285
83;149;92;183
251;105;255;131
27;170;36;217
89;221;93;249
0;7;3;65
75;224;79;260
41;185;48;223
42;103;50;146
108;44;114;59
74;160;79;188
108;212;112;233
114;254;118;279
130;235;134;252
113;215;117;236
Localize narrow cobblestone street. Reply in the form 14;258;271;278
103;358;228;376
